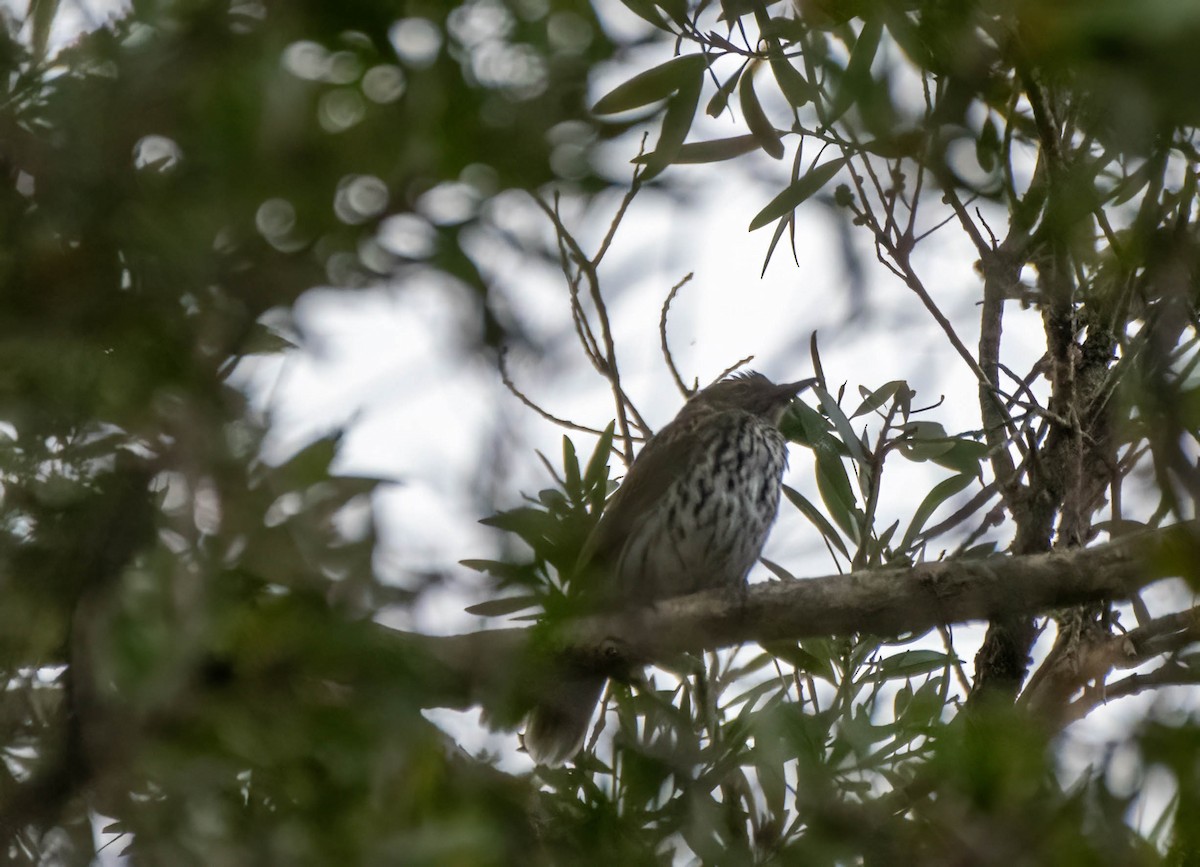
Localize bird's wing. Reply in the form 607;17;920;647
576;412;706;577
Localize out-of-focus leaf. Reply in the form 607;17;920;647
641;69;705;180
929;437;988;476
463;594;540;617
459;558;535;583
882;6;932;69
828;19;883;122
620;0;668;28
479;506;554;540
876;649;956;680
705;65;744;117
897;420;954;460
562;435;582;499
592;53;709;115
977;115;1000;173
27;0;60;62
770;53;814;107
760;557;796;581
638;133;761;164
739;65;784;159
762;640;836;682
583;421;615;510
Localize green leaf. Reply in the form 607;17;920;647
583;422;615;509
619;0;668;29
479;506;555;546
592;53;709;115
458;559;534;582
760;557;796;581
899;676;946;726
814;441;860;541
1109;162;1153;205
27;0;60;63
770;54;814;107
900;472;975;549
705;66;743;117
783;484;850;559
739;67;784;159
640;134;761;165
882;7;931;69
859;132;927;159
827;19;882;122
277;435;339;489
897;420;954;461
749;158;846;230
850;380;908;419
761;640;836;682
464;594;540;617
960;541;998;558
814;385;867;464
929;437;988;477
562;435;581;500
976;115;1000;173
760;201;794;276
641;69;705;181
781;399;835;447
655;0;689;26
876;649;956;680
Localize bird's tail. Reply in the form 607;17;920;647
523;674;605;766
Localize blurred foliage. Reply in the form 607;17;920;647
0;0;621;862
4;0;1200;864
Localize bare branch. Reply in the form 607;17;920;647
398;522;1199;715
659;273;695;398
498;349;611;437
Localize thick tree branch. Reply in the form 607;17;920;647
395;522;1199;715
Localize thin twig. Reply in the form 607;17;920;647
498;349;611;437
710;355;756;387
659;273;695;398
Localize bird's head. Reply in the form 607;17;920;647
688;371;817;423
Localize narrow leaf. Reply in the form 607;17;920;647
760;206;793;276
783;484;849;559
901;472;975;550
759;557;795;581
641;71;704;180
827;19;882;122
706;66;743;117
814;385;867;464
851;380;907;419
583;422;616;507
770;53;813;107
464;594;540;617
640;134;761;165
619;0;667;28
876;649;956;680
813;444;860;541
563;436;582;499
593;53;709;115
739;66;784;159
750;158;846;230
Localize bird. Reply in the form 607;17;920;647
523;371;817;765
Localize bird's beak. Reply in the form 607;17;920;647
779;377;818;398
